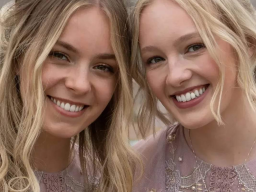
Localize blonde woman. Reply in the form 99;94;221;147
0;0;136;191
131;0;256;191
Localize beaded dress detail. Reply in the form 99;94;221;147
34;149;99;192
132;124;256;192
165;124;256;192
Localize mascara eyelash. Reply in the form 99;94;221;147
185;43;205;53
49;51;70;62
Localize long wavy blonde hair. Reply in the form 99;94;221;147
0;0;137;191
130;0;256;137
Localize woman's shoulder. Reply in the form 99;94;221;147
133;122;180;155
132;123;180;191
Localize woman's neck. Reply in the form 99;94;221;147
185;92;256;167
32;131;71;173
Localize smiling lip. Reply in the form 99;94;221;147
48;95;87;106
48;96;88;118
172;84;207;96
172;85;209;109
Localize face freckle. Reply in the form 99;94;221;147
32;7;118;138
139;0;238;129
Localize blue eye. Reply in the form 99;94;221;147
49;51;70;62
94;64;114;73
146;57;165;65
186;44;205;53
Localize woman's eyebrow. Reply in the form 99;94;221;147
56;40;116;60
95;53;116;60
141;46;161;55
55;41;116;60
173;32;201;47
141;32;201;54
55;40;79;54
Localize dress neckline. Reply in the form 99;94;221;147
174;124;256;169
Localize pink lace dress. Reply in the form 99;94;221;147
34;150;99;192
133;123;256;192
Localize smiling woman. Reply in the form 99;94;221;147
0;0;136;191
131;0;256;191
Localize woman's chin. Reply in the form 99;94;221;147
178;119;211;130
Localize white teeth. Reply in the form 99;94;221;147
175;86;207;103
64;103;70;111
181;95;186;102
191;92;196;99
70;105;76;112
195;90;200;97
49;97;85;112
185;92;191;101
61;102;65;108
176;96;180;102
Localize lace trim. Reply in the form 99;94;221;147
165;126;256;192
37;170;100;192
166;159;212;191
181;161;211;188
166;158;181;191
236;165;256;191
65;173;84;192
166;158;256;192
40;172;67;192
